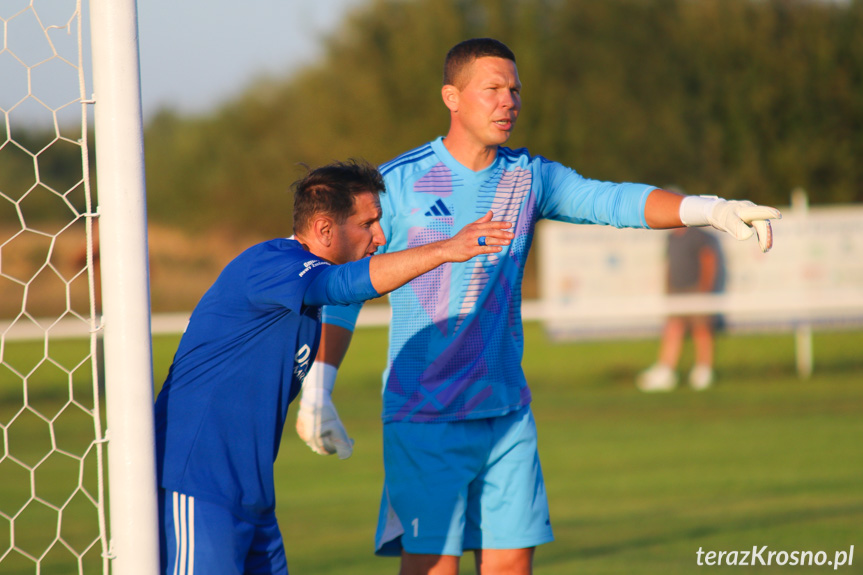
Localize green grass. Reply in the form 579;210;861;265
3;326;862;574
273;326;863;574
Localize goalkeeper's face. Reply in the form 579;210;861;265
329;191;386;264
444;56;521;149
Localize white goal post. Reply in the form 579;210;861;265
89;0;159;573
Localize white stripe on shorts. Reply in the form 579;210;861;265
172;492;195;575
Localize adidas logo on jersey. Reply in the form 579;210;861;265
424;198;452;217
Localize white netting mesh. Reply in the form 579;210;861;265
0;1;108;573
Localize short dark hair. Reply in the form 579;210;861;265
443;38;516;88
292;159;385;235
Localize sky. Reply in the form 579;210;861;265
4;0;851;126
135;0;364;119
0;0;363;125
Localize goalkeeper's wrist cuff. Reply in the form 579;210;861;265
299;361;338;409
679;195;720;227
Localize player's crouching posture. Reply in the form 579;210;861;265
153;159;513;575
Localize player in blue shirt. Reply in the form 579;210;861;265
154;159;513;575
296;40;781;574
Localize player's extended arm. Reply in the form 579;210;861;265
302;211;513;307
367;210;512;294
645;189;781;252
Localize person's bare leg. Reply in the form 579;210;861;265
658;317;686;368
691;317;714;367
687;316;715;389
400;552;460;575
473;548;534;575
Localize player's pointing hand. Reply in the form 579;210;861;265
446;210;514;261
680;196;782;252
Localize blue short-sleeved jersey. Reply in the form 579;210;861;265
360;137;654;423
155;238;371;521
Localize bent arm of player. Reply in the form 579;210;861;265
645;189;781;252
297;211;513;458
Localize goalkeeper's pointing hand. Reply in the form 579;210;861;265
296;362;353;459
680;196;782;252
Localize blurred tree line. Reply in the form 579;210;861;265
3;0;862;237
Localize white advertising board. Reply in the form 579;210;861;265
538;203;863;339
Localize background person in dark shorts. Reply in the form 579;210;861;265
638;225;726;391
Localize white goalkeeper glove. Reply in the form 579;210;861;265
296;362;354;459
679;195;781;252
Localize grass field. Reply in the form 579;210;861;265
263;325;863;575
3;324;862;574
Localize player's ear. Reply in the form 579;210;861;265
313;216;334;247
442;84;459;113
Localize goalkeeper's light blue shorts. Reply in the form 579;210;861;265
375;405;554;556
159;489;288;575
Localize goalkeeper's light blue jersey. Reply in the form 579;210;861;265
155;239;375;521
327;137;655;423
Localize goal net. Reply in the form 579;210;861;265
1;1;155;573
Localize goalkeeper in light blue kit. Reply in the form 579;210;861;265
296;39;781;575
154;160;513;575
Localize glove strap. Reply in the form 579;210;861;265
299;361;338;410
679;195;720;227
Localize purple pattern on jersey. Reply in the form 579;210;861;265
491;167;532;221
391;313;492;421
407;226;451;335
389;230;533;421
456;167;532;330
414;163;454;197
455;257;494;332
506;171;539;339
